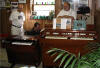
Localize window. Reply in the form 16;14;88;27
34;0;55;16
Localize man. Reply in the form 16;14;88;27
57;2;77;20
9;4;25;37
25;23;41;36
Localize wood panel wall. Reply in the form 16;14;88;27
94;0;100;41
0;8;11;35
95;10;100;40
0;9;1;34
10;0;95;31
10;0;62;31
1;0;99;35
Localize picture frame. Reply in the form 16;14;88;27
79;0;88;6
32;11;37;16
0;1;5;8
62;0;89;10
96;0;100;11
62;0;73;4
18;0;26;3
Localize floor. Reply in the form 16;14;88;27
0;43;43;68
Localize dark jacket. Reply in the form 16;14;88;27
25;28;40;36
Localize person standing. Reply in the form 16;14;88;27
9;4;25;38
57;2;77;20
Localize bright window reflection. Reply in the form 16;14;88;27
34;0;55;4
34;0;55;16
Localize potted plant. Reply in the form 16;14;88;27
47;42;100;68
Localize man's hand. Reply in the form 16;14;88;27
57;15;74;20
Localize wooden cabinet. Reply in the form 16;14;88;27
3;38;41;67
6;45;41;66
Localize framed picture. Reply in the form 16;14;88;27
62;0;73;4
18;0;26;3
62;0;89;10
32;11;37;16
0;1;5;7
79;0;88;6
96;0;100;11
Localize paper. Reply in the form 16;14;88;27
61;18;67;29
53;18;56;29
53;18;71;29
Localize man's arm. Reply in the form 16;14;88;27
57;15;74;20
22;12;25;21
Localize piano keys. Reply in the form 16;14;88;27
12;42;33;45
45;36;94;40
41;29;97;40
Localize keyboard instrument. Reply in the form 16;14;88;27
41;29;97;40
12;42;33;45
2;38;37;46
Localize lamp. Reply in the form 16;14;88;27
77;6;90;14
77;6;90;20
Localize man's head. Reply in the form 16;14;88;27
63;2;70;11
18;4;23;12
34;23;40;30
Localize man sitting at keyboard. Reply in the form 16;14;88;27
25;23;41;36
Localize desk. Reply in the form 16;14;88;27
2;36;41;68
